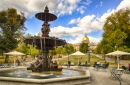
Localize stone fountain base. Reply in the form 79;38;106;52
0;67;91;85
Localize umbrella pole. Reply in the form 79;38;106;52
78;56;79;67
117;56;119;69
14;56;15;67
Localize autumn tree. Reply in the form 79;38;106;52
96;8;130;54
0;8;26;62
0;8;26;53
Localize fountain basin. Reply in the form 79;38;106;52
0;67;91;85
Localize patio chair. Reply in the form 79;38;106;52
121;66;127;73
110;68;123;85
95;64;100;70
102;63;109;71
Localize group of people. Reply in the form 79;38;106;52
93;61;109;68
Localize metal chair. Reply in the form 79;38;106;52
110;68;123;85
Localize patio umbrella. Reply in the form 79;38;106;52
71;51;86;56
3;51;25;67
106;50;130;69
71;51;86;66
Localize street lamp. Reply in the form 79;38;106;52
67;49;71;67
88;44;90;63
65;44;70;67
68;51;69;61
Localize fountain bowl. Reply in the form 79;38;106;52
0;66;91;85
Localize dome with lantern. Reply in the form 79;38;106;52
82;34;89;43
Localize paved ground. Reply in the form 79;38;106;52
0;66;130;85
95;54;130;66
86;67;130;85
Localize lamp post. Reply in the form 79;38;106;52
67;49;70;67
68;51;69;61
88;44;90;63
65;44;70;67
115;45;118;63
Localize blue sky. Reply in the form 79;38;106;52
0;0;130;44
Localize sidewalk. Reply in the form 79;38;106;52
95;54;130;66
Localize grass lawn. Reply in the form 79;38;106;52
55;54;124;67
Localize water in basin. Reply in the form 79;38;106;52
0;68;85;79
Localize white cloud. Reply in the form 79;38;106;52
0;0;81;17
50;26;86;37
116;0;130;10
83;0;92;6
76;6;86;14
68;18;81;25
88;36;101;44
77;14;103;30
68;35;84;44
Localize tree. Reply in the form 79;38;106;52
16;42;40;57
0;8;26;63
55;46;66;58
96;8;130;54
0;8;26;53
79;42;88;53
64;44;75;54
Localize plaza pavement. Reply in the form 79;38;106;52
94;54;130;66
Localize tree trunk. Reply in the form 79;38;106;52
4;55;9;63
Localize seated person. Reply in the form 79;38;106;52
93;62;97;67
97;61;100;64
78;61;81;66
85;61;87;65
128;64;130;71
96;61;101;67
68;60;71;67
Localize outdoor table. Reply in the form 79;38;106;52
110;68;123;85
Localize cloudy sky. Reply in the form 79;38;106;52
0;0;130;44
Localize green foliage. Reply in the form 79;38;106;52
55;46;66;55
64;44;75;55
96;8;130;54
16;42;40;57
28;45;40;56
0;8;26;53
79;42;88;53
54;44;75;56
26;33;33;38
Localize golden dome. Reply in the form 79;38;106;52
82;35;89;43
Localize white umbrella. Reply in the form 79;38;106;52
106;50;130;69
4;51;25;55
71;51;86;66
4;51;25;67
71;51;86;56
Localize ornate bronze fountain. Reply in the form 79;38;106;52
24;6;66;72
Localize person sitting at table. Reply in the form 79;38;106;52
97;61;100;65
96;61;101;68
129;63;130;71
93;62;97;67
